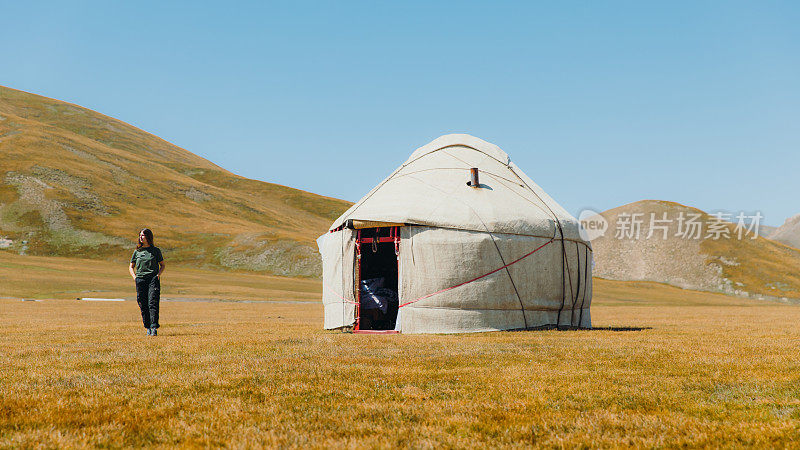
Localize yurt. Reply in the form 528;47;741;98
316;134;592;334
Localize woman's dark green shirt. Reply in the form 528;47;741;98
130;247;163;278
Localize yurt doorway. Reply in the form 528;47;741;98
355;226;400;331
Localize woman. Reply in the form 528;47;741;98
129;228;165;336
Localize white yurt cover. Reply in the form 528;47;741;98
318;134;592;333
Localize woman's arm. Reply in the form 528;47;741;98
129;263;136;280
158;261;165;277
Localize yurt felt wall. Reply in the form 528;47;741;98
397;226;591;334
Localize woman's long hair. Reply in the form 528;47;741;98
136;228;154;249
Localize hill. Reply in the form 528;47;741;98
768;214;800;250
0;86;351;276
590;200;800;299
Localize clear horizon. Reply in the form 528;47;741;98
2;1;798;226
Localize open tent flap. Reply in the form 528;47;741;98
318;228;357;329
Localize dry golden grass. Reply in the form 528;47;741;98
0;251;319;302
2;262;799;447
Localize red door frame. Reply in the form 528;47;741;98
354;226;401;334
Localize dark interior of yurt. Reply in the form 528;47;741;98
355;226;400;331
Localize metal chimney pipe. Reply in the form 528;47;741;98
469;167;480;187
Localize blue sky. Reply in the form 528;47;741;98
2;1;798;225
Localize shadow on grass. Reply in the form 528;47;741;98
510;325;652;332
586;326;652;331
334;325;654;334
152;332;204;337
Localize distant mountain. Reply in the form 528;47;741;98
760;224;778;237
768;214;800;250
589;200;800;299
0;86;351;276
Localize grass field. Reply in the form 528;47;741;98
2;255;799;447
0;251;319;302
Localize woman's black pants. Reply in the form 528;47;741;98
135;274;160;329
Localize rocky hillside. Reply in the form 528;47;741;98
768;214;800;250
590;200;800;300
0;86;351;276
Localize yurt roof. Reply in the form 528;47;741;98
330;134;584;241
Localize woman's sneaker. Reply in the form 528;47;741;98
150;328;157;336
146;328;152;336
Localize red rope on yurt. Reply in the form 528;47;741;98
355;229;362;330
322;282;358;304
